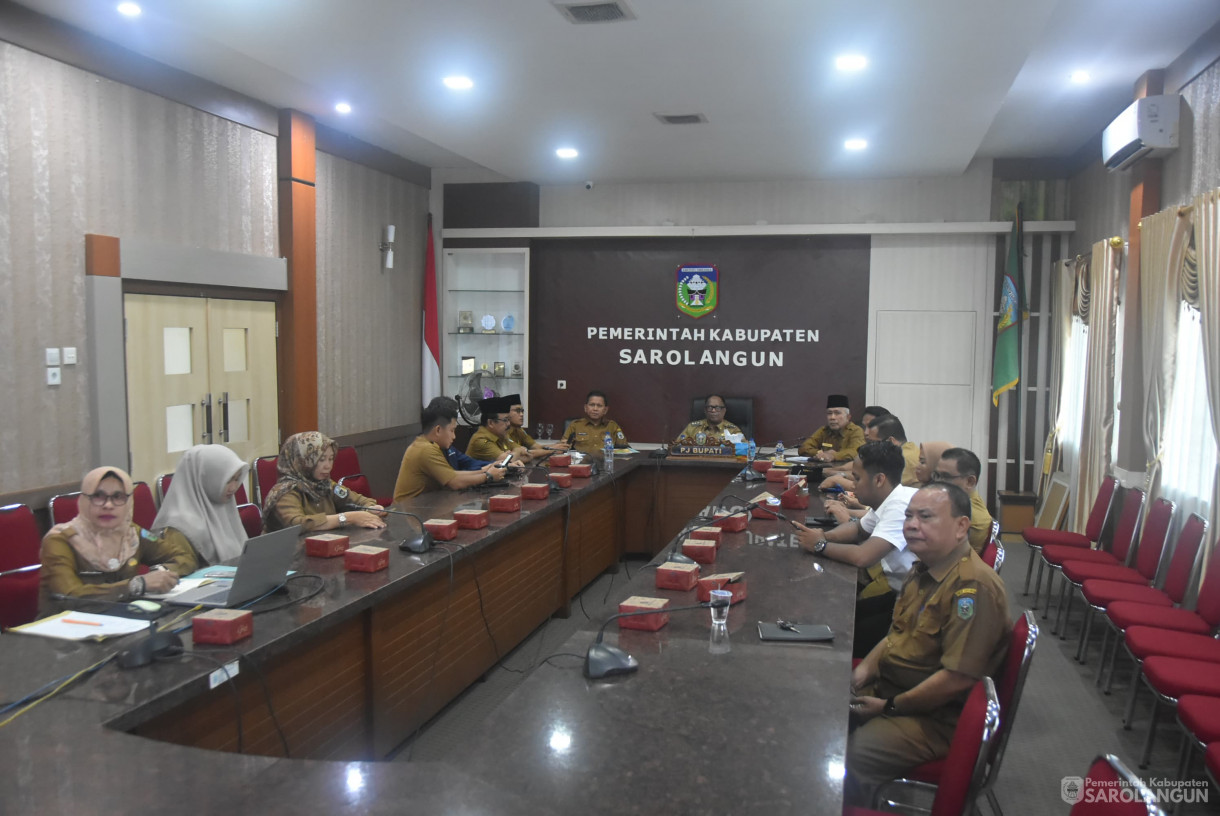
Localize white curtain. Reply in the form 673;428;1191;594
1194;188;1220;538
1073;240;1122;533
1040;259;1078;501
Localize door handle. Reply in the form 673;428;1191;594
218;391;229;443
201;393;213;444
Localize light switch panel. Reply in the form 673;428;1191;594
63;347;77;365
46;348;61;366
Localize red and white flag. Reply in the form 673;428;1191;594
421;214;441;405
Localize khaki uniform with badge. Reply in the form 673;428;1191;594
467;425;513;461
566;418;627;455
507;426;535;449
847;548;1011;791
675;418;742;446
967;491;993;554
798;422;865;460
899;441;922;487
394;436;461;501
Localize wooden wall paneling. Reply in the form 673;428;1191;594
277;109;318;438
620;463;667;554
563;484;621;597
656;467;735;549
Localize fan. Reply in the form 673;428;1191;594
457;370;502;425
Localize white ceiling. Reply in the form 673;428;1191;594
14;0;1220;184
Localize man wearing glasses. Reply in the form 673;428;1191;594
502;394;569;460
675;394;742;446
930;447;992;554
466;396;530;462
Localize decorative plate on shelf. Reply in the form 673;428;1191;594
501;314;515;332
480;314;497;332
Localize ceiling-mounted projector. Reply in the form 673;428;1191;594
1102;94;1180;172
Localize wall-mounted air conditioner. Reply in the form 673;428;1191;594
1102;94;1180;171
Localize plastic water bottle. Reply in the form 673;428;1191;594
774;440;785;463
747;438;757;462
603;432;615;474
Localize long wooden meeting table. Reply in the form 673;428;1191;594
0;454;856;814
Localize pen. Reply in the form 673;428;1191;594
62;618;103;626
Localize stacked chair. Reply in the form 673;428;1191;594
1023;476;1119;607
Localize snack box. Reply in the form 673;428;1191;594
521;483;551;500
423;518;459;541
488;494;521;513
697;573;748;604
568;463;593;478
344;544;389;573
549;472;573;489
780;484;810;510
305;532;349;558
751;460;773;473
549;454;572;467
747;492;777;518
655;561;701;591
191;608;253;645
618;596;670;631
689;526;723;546
454;508;490;529
765;467;791;483
681;538;717;565
712;510;748;532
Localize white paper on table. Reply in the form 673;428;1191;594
10;611;151;641
144;577;221;600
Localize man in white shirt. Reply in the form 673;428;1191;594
793;441;918;657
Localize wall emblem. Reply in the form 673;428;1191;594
676;265;719;319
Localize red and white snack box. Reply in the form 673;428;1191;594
697;572;748;604
765;467;791;483
454;508;490;529
305;532;349;558
568;463;593;478
751;460;773;472
521;482;551;500
344;544;389;573
689;526;723;546
713;510;748;532
780;484;810;510
489;494;521;513
655;560;700;591
191;608;253;645
549;454;572;467
747;492;778;518
549;472;573;488
424;518;459;541
618;595;670;631
681;538;717;564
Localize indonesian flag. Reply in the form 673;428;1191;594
421;214;441;404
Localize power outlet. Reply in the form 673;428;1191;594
46;367;62;386
557;380;567;390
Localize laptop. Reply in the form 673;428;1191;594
168;526;300;608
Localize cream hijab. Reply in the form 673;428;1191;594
50;466;139;573
153;445;249;564
916;441;954;486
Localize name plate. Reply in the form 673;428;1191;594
671;444;736;457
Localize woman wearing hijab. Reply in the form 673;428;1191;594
914;440;953;486
263;431;386;533
153;445;249;566
40;466;197;608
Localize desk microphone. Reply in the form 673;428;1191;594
376;510;434;554
661;515;717;565
528;465;562;493
585;599;729;679
720;494;787;522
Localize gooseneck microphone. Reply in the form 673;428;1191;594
720;494;787;522
376;510;434;554
585;599;730;679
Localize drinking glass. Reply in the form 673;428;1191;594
709;589;732;626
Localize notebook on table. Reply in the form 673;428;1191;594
167;526;299;608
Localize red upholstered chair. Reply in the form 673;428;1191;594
0;504;42;629
48;491;80;525
891;612;1038;816
337;474;392;508
131;482;157;529
1067;754;1164;815
857;678;1000;816
1207;743;1220;795
1024;476;1118;607
156;472;173;504
1128;654;1220;768
1172;695;1220;783
1091;514;1208;693
982;540;1005;573
237;503;264;539
1044;487;1144;631
254;455;279;507
332;446;360;481
1071;498;1174;664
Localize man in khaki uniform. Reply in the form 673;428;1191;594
394;401;505;501
933;447;993;555
798;394;865;461
820;413;919;491
674;393;743;446
466;396;526;462
503;394;569;460
844;481;1011;805
565;390;628;455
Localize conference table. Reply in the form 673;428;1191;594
0;454;857;814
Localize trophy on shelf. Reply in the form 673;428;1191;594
480;314;497;334
457;311;474;334
493;361;506;377
510;361;523;377
502;314;516;333
461;356;475;375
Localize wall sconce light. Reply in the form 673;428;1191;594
380;225;396;269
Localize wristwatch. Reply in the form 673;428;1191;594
813;536;828;555
337;513;348;528
484;470;494;483
883;696;899;716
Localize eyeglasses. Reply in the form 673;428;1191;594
87;491;130;506
510;407;525;413
706;405;727;412
931;470;964;482
489;416;510;424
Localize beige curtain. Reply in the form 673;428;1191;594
1194;188;1220;537
1073;240;1122;532
1139;207;1193;494
1039;258;1077;500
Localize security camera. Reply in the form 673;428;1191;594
584;180;594;190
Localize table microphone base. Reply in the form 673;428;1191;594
584;643;639;679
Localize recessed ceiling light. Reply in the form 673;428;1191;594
835;54;868;72
844;138;868;151
117;2;141;16
443;76;474;91
556;148;579;160
1070;70;1090;84
334;102;352;114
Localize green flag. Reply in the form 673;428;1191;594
992;206;1026;406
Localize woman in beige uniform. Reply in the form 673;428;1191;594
262;431;387;533
152;444;249;566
